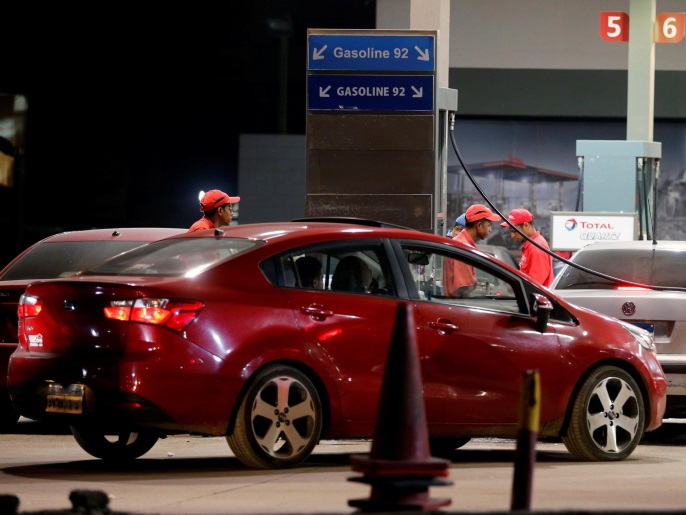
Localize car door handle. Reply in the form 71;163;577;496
429;319;459;334
300;304;334;320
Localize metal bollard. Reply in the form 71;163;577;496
510;369;540;511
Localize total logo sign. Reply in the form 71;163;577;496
551;212;637;250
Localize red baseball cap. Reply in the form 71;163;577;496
465;204;501;223
199;189;240;212
500;208;534;227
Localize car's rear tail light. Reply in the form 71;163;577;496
104;300;134;321
18;294;43;318
104;298;204;332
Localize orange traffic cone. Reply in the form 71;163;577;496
348;301;452;511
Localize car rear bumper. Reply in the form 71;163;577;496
8;338;239;435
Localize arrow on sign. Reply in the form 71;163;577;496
312;45;327;60
308;34;435;71
308;74;434;111
414;46;430;61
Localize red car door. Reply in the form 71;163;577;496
414;299;563;429
284;286;401;430
396;243;564;432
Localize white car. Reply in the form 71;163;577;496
550;240;686;417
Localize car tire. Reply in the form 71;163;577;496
227;364;323;469
562;365;644;461
0;395;20;431
71;424;159;461
429;437;471;458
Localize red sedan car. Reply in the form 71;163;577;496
0;227;185;429
8;219;666;467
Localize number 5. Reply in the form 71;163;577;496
600;12;629;42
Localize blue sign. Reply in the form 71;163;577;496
308;34;435;72
308;75;434;112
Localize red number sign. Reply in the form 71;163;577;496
600;12;629;42
655;12;685;43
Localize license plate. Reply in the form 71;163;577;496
46;383;85;414
632;322;654;333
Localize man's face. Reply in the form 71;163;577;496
218;204;233;225
508;224;527;242
475;220;493;240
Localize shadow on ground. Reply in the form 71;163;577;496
4;419;71;435
641;419;686;444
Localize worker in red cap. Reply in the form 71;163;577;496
444;203;501;297
501;208;554;287
188;189;240;232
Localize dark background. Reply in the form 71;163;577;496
0;2;375;266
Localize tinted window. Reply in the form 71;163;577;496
0;241;147;280
555;247;686;289
263;243;396;295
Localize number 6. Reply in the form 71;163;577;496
655;12;685;44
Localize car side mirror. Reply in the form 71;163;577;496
531;293;553;333
407;252;430;266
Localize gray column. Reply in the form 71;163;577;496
627;0;656;141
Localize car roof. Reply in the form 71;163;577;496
179;220;449;246
38;227;186;243
169;221;516;273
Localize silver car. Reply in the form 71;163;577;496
550;240;686;417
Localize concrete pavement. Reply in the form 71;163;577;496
3;420;686;513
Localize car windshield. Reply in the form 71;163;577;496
0;241;149;281
555;247;686;289
85;237;259;277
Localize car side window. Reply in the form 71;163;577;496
268;243;396;296
400;245;522;314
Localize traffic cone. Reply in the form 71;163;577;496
348;301;452;511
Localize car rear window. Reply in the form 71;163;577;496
85;237;259;276
555;247;686;289
0;241;149;280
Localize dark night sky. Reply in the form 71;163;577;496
1;2;375;264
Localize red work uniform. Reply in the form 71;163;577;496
188;217;215;233
443;230;477;297
520;231;554;287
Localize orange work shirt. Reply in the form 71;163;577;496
443;230;476;297
188;217;215;233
